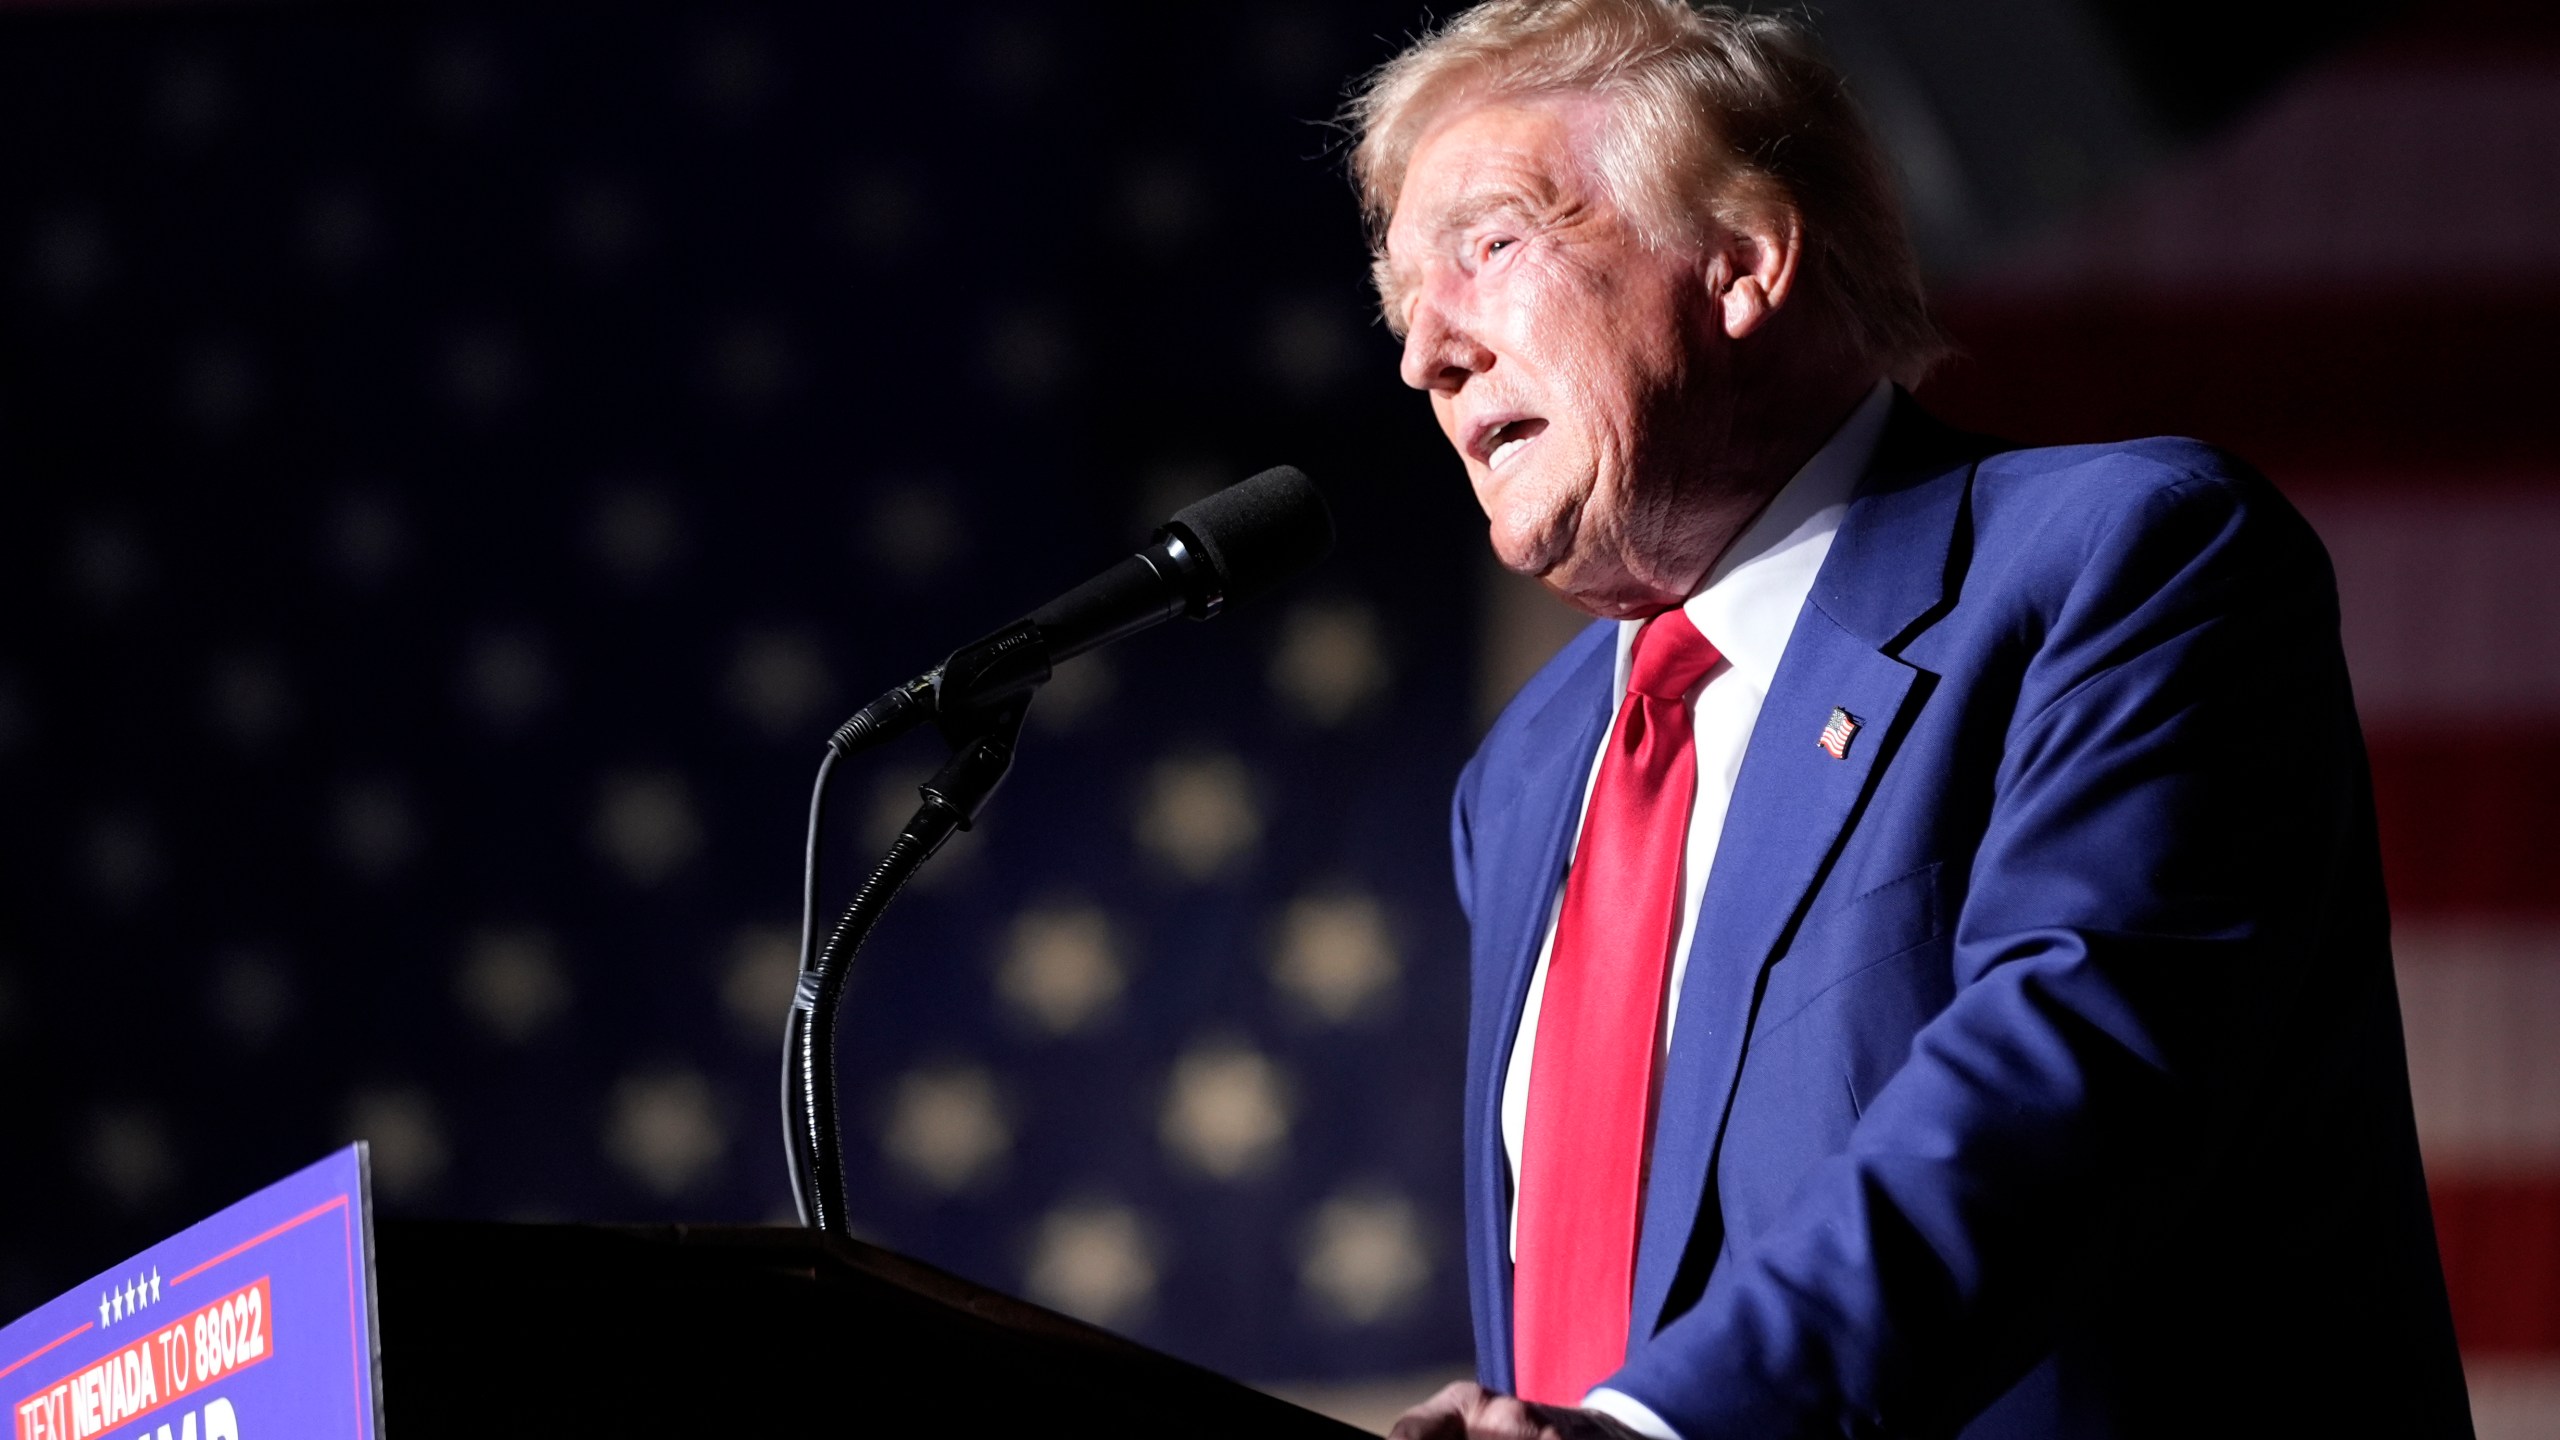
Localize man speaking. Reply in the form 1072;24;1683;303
1352;2;2473;1436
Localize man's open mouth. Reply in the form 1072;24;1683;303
1486;417;1548;470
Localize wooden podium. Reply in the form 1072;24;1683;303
373;1219;1372;1436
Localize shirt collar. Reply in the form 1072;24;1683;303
1613;378;1894;697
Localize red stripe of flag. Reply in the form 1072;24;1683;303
2371;729;2560;920
2434;1176;2560;1354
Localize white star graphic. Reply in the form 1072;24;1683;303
97;1293;110;1327
109;1286;122;1323
149;1268;161;1305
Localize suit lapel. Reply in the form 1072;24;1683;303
1467;628;1615;1391
1472;643;1616;1037
1628;612;1922;1329
1628;396;1985;1335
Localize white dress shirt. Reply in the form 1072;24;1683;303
1497;381;1893;1438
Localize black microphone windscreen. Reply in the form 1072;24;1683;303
1165;466;1335;608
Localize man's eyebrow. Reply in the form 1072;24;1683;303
1436;189;1538;235
1374;185;1553;333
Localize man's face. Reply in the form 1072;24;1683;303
1382;97;1729;617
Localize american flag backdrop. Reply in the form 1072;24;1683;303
0;0;1487;1398
1918;9;2560;1432
2;0;2554;1430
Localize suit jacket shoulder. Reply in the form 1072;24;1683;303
1961;433;2331;601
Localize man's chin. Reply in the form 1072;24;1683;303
1484;493;1587;582
1487;525;1566;583
1484;529;1631;617
1544;579;1661;619
1520;549;1682;619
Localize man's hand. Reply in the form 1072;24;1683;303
1387;1382;1647;1440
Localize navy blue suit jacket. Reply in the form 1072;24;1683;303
1452;398;2472;1438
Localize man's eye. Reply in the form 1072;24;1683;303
1485;238;1513;256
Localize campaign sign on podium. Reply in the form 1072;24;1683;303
1;1147;378;1440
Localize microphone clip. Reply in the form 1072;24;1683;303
825;619;1054;761
930;620;1053;730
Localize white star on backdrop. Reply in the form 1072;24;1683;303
1298;1186;1431;1326
79;811;162;907
866;482;964;583
1135;753;1262;882
455;929;572;1043
26;207;110;306
345;1087;449;1203
593;770;703;885
586;485;685;584
725;629;833;739
558;179;644;272
440;323;527;416
719;924;801;1043
980;309;1072;405
300;188;376;277
1269;600;1391;726
604;1069;728;1197
320;490;406;588
1160;1039;1293;1180
331;779;420;880
1262;293;1360;398
996;903;1126;1036
205;651;297;750
1270;892;1401;1025
207;947;296;1051
176;338;259;433
882;1064;1012;1194
707;317;794;411
64;521;147;611
1024;1199;1159;1328
459;630;556;733
836;170;925;256
81;1107;176;1212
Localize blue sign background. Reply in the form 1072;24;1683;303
0;1147;377;1440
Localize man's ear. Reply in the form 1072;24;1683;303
1712;197;1804;342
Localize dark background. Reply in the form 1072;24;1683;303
3;0;2553;1423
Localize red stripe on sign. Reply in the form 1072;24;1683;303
2435;1176;2560;1355
0;1326;88;1386
2370;729;2560;920
170;1193;344;1285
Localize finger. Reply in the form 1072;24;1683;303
1386;1407;1462;1440
1387;1381;1484;1440
1520;1402;1639;1440
1457;1391;1549;1440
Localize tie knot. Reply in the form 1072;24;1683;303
1627;609;1722;700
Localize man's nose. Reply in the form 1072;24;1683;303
1398;300;1493;393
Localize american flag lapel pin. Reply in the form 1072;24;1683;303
1817;707;1861;760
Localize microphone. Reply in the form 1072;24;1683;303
787;466;1328;1236
834;465;1334;752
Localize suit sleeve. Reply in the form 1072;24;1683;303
1605;471;2366;1437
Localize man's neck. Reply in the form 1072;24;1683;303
1679;365;1885;595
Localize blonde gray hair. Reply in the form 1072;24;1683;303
1347;0;1946;381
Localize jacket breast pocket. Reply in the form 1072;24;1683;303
1717;863;1956;1238
1751;860;1952;1040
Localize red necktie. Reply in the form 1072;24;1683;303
1513;609;1723;1405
